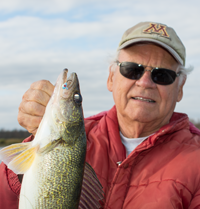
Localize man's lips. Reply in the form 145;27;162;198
131;96;155;103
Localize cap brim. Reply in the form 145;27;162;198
118;38;183;65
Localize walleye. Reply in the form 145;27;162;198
0;69;103;209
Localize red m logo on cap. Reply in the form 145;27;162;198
143;23;169;38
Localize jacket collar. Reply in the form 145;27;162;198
106;105;190;150
106;106;190;139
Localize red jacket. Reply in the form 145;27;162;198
1;106;200;208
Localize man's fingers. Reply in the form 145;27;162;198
17;111;42;135
17;80;54;134
30;80;54;97
22;89;51;108
19;100;46;117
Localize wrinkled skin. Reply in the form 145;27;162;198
18;80;54;135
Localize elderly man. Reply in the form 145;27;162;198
1;21;200;209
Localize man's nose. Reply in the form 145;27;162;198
135;68;156;88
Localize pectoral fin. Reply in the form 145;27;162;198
79;162;104;209
0;142;39;174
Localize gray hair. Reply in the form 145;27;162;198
109;49;193;87
177;65;193;86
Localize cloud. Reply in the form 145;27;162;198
0;0;92;14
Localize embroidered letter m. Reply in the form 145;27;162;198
143;23;169;38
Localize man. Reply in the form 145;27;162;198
1;21;200;208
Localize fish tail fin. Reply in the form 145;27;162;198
79;162;104;209
0;142;39;174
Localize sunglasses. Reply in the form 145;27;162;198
117;61;181;85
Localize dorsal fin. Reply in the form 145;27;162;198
79;162;104;209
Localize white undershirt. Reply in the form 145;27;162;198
120;132;151;157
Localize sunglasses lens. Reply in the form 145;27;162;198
120;62;144;80
119;62;177;85
152;68;176;85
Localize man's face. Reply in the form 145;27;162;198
107;44;185;131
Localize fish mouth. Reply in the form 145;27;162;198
62;68;76;90
66;73;76;89
61;69;79;99
62;68;68;85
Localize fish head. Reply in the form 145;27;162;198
51;69;85;143
59;69;83;121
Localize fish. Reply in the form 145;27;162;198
0;69;104;209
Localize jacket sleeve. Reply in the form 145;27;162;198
0;135;34;209
0;162;20;209
189;191;200;208
188;123;200;209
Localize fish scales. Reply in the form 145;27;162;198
36;139;86;208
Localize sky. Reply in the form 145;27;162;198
0;0;200;130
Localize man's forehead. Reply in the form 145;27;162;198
119;43;179;69
122;42;172;54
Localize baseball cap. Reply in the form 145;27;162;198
118;22;185;66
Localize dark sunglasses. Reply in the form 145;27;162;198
117;61;181;85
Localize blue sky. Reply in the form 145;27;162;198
0;0;200;130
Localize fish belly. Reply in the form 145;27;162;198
19;142;86;209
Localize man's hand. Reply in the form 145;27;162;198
18;80;54;136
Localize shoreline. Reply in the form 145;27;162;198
0;138;23;146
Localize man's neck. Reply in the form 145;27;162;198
117;113;169;138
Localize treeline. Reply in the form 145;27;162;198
190;120;200;130
0;129;30;139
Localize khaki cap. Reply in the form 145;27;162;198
118;22;186;66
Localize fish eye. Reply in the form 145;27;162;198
74;93;82;104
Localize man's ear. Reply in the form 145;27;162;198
177;76;186;102
107;66;115;92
